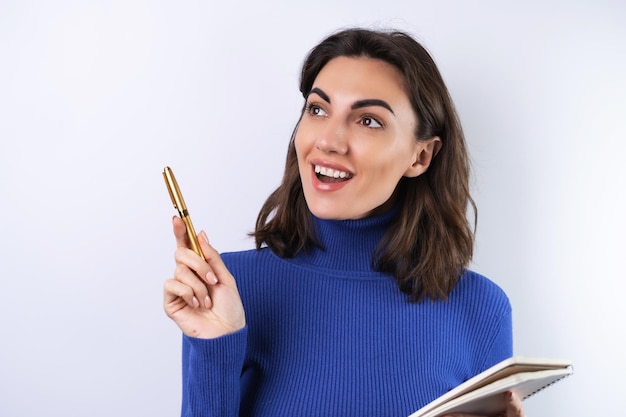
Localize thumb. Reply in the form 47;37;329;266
504;391;525;417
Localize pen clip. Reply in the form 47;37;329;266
162;165;204;259
163;166;185;216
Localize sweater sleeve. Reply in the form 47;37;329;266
181;327;248;417
480;295;513;370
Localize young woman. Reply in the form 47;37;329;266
164;28;526;417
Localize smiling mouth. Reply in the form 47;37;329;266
314;165;353;183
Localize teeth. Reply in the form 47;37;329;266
315;165;349;179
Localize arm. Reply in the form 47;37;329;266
181;330;248;416
446;285;525;417
164;216;248;416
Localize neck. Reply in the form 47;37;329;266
296;208;398;272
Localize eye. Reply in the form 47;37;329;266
305;103;327;117
360;115;383;129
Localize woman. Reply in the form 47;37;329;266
164;28;526;417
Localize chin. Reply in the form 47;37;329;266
306;203;352;221
307;204;367;221
308;200;395;221
309;209;347;221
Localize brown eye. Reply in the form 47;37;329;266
306;103;326;117
361;116;382;128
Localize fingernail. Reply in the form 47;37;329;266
204;295;211;309
206;271;218;285
192;296;200;308
200;230;209;243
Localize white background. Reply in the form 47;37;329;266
1;0;624;416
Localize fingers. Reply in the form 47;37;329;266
177;262;212;307
172;217;221;284
504;391;525;417
168;223;238;312
440;391;525;417
198;230;237;287
172;215;191;249
174;243;217;287
164;278;210;313
169;238;216;311
164;261;215;312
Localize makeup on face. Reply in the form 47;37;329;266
295;56;423;220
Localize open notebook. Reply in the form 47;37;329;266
408;356;573;417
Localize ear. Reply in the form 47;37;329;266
404;136;442;178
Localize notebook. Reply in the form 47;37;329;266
408;356;573;417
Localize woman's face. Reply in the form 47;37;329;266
295;56;438;220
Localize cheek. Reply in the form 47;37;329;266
294;137;304;164
355;143;403;173
357;148;414;187
294;125;316;160
293;134;309;175
293;123;306;152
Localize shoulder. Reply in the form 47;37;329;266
453;269;510;305
221;247;265;262
446;270;513;367
220;247;276;270
219;247;285;285
446;269;512;326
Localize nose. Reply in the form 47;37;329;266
315;120;348;155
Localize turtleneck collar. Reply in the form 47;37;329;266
293;208;398;273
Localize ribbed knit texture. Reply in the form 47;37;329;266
181;210;512;417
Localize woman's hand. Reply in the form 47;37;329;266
163;216;246;339
442;391;526;417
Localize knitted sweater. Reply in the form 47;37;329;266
180;210;512;416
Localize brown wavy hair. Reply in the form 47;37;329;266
252;28;476;302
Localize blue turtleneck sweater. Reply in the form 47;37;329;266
180;211;512;417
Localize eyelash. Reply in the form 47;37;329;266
304;103;325;116
304;103;384;129
359;114;384;129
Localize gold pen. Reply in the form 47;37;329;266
163;166;204;258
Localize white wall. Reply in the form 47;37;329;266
1;1;624;415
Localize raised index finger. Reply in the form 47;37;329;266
172;216;191;249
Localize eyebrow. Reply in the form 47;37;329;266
307;87;395;115
308;87;330;103
352;99;394;115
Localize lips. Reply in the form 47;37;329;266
314;164;352;183
309;161;353;190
